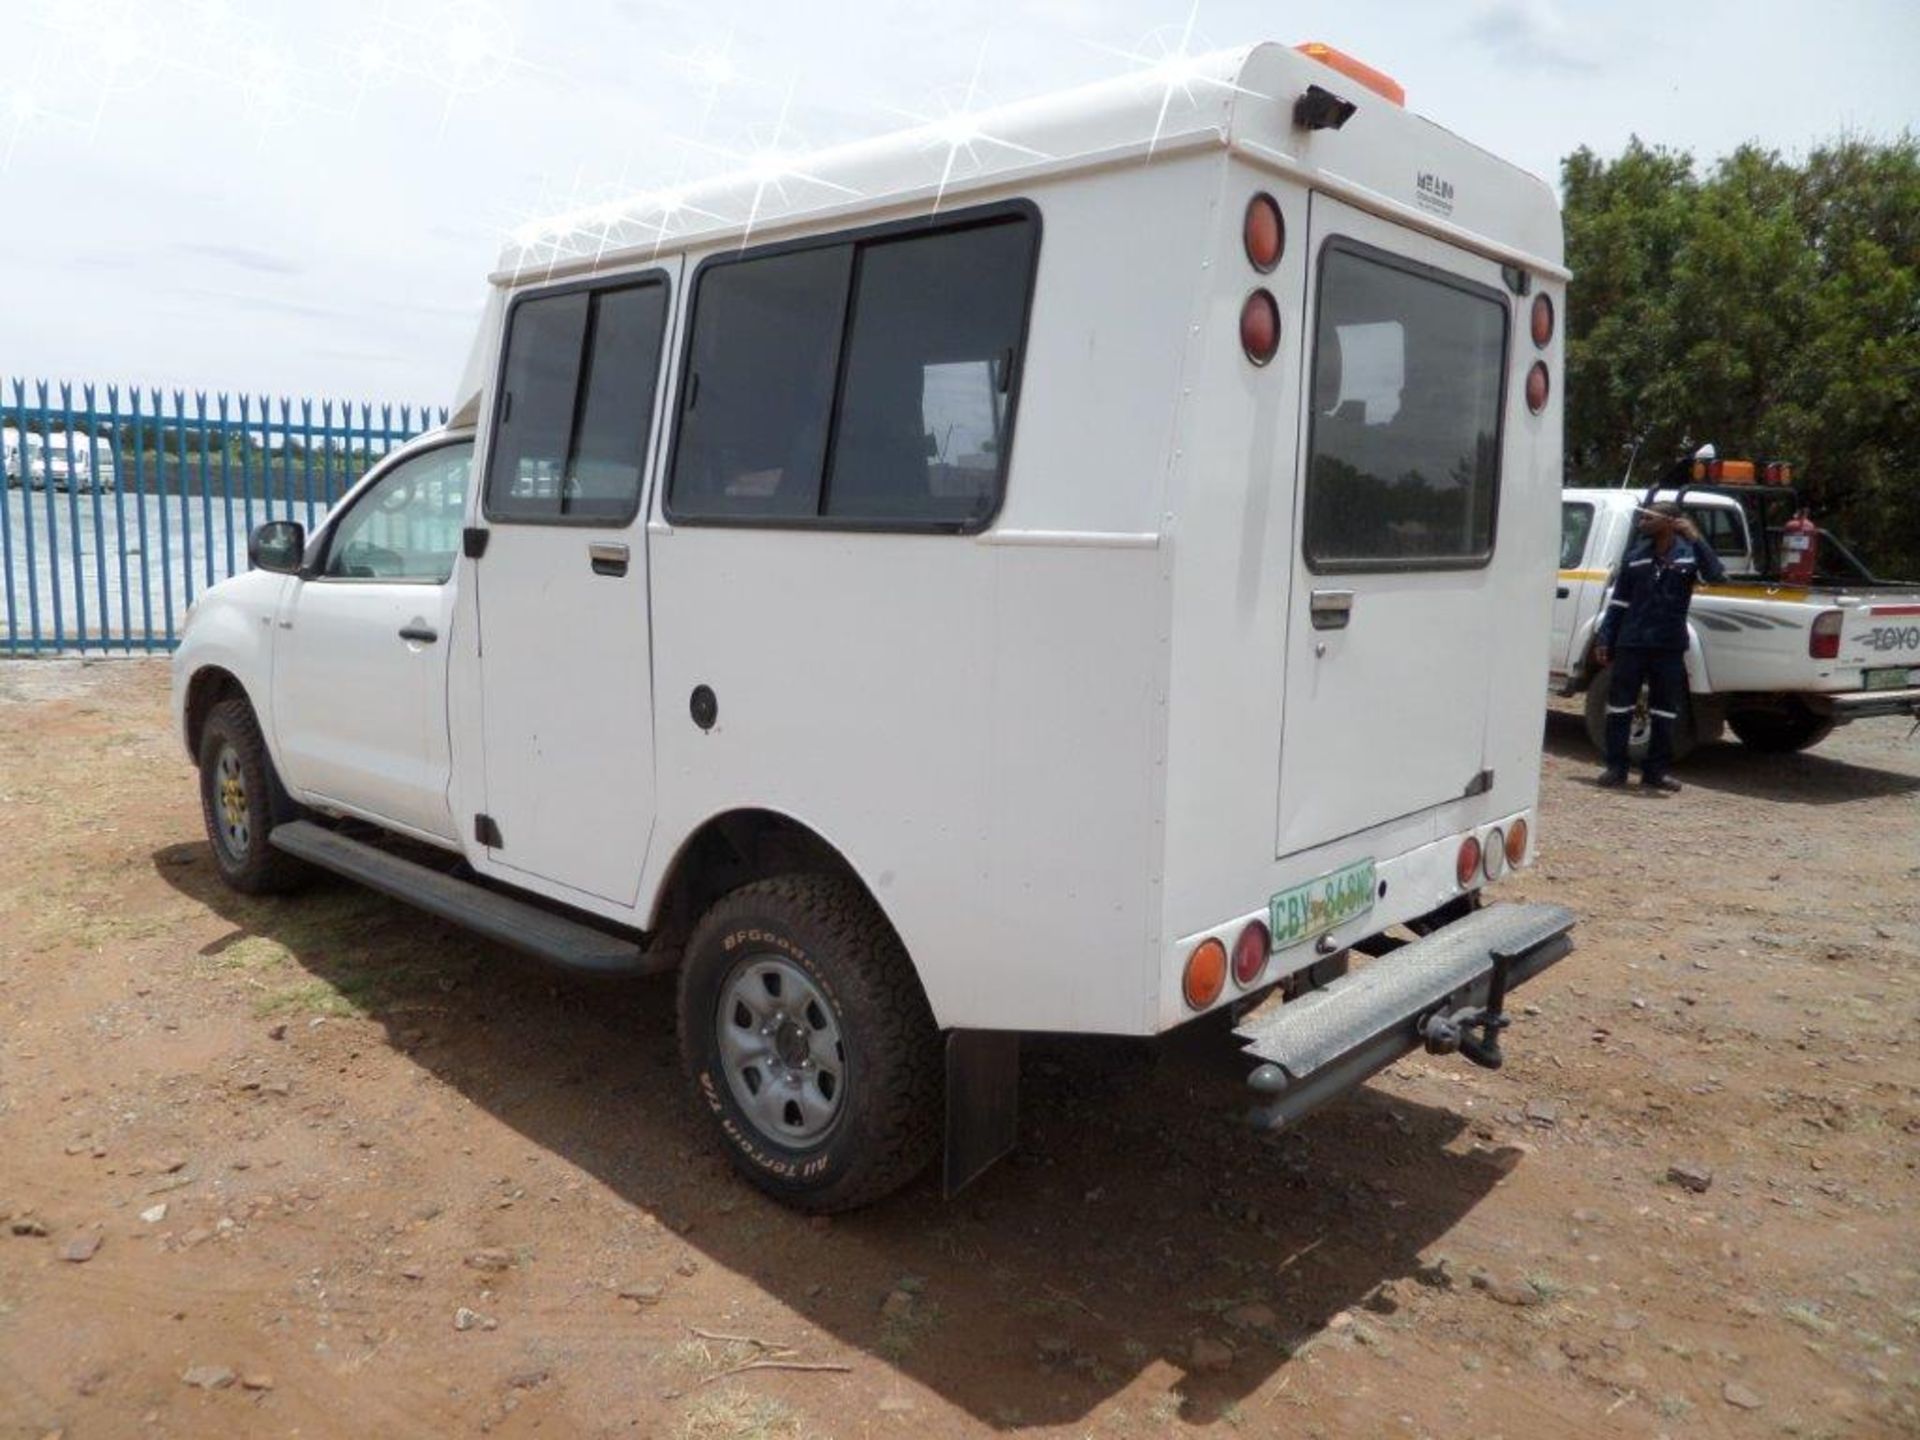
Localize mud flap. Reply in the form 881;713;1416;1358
943;1030;1020;1197
1235;901;1575;1131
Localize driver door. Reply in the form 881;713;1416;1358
270;441;473;840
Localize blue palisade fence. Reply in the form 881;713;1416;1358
2;378;447;654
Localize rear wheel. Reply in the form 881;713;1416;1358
197;697;307;894
678;874;941;1212
1584;666;1700;766
1728;705;1835;754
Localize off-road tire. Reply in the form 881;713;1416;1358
678;874;941;1212
1728;706;1836;754
1583;666;1699;766
197;696;307;895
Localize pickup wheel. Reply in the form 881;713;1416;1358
197;697;307;895
678;874;941;1213
1728;706;1835;754
1583;666;1699;766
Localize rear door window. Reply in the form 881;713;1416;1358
667;207;1038;531
1303;243;1509;570
485;277;670;524
1685;504;1751;567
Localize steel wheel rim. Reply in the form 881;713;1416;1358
213;743;251;858
715;953;847;1146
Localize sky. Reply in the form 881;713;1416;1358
1;0;1915;410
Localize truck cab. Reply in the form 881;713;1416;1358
174;41;1575;1210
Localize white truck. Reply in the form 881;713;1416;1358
173;41;1575;1210
1555;480;1920;758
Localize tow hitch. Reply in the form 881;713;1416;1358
1416;945;1516;1070
1236;902;1573;1132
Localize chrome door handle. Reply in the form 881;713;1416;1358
398;624;438;644
589;542;630;577
1308;589;1354;630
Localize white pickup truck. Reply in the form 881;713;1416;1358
1555;484;1920;758
173;42;1577;1210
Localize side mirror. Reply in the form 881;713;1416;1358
249;520;306;575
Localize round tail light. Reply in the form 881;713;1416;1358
1482;828;1507;880
1505;818;1530;867
1231;920;1271;988
1241;290;1280;366
1455;835;1482;888
1530;293;1554;348
1525;362;1550;414
1184;938;1228;1010
1244;193;1284;272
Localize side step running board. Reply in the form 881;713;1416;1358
270;820;665;976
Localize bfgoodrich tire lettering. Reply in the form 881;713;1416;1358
678;874;941;1212
196;696;307;895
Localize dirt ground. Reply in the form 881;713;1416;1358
0;660;1915;1440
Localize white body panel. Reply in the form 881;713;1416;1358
177;42;1571;1038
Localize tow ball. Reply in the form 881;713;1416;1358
1417;945;1517;1071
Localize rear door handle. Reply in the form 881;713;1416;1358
1555;586;1571;599
1308;589;1354;630
398;624;438;644
589;542;630;577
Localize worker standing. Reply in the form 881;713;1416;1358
1592;501;1728;792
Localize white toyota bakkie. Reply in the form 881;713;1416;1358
173;42;1574;1210
1556;481;1920;758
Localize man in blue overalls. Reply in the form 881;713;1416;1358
1592;501;1727;792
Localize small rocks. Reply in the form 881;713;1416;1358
453;1307;497;1332
182;1365;236;1390
1524;1099;1561;1127
618;1281;664;1306
1188;1335;1234;1372
58;1233;102;1263
240;1373;274;1392
11;1216;50;1237
1223;1301;1276;1330
1722;1380;1764;1410
1470;1271;1543;1307
140;1204;168;1225
879;1289;916;1321
465;1248;515;1272
1667;1161;1714;1193
505;1368;548;1391
267;1023;288;1041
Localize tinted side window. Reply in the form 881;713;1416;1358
1560;501;1594;569
1303;245;1508;570
670;246;853;521
825;219;1036;524
667;209;1038;529
486;279;669;523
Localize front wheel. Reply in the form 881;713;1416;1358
1584;666;1700;766
678;874;942;1212
197;697;307;894
1728;705;1836;754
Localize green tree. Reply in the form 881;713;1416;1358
1563;134;1920;577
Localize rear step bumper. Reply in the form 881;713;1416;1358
270;820;668;976
1808;686;1920;721
1235;901;1574;1131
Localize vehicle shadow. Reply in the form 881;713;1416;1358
155;843;1524;1428
1543;709;1920;805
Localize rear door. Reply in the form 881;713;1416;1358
1275;195;1514;856
472;263;679;905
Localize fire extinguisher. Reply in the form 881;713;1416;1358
1780;509;1818;585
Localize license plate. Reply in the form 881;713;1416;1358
1864;667;1916;691
1270;858;1377;950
